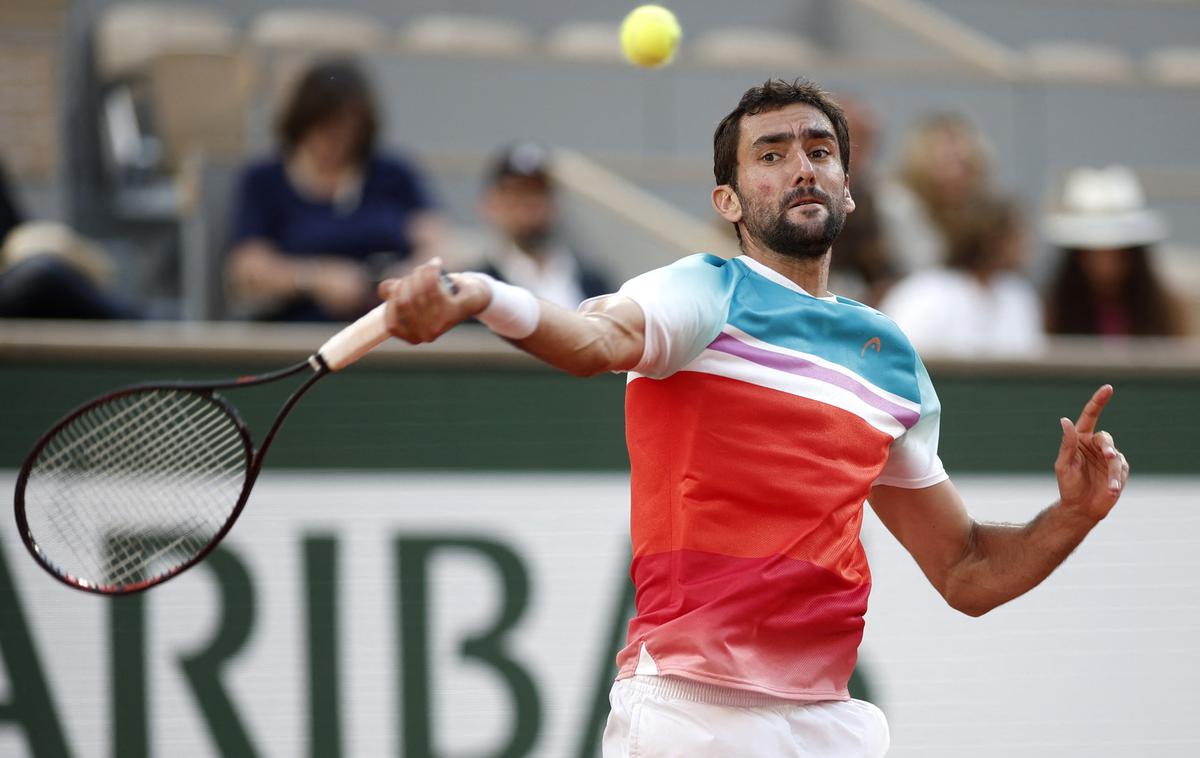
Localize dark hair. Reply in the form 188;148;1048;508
276;58;378;163
1046;245;1183;336
713;78;851;189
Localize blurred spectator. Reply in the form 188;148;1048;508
877;112;995;276
880;197;1044;357
0;159;140;319
829;95;899;307
226;58;447;321
1045;166;1188;337
470;142;613;308
0;161;20;242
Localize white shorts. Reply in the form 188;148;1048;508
602;675;890;758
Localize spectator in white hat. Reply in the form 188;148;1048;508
1045;166;1187;337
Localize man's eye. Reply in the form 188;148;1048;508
810;148;831;159
762;152;782;163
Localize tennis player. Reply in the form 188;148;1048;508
379;79;1129;757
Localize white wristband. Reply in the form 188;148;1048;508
474;273;540;339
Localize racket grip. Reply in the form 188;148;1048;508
315;303;390;371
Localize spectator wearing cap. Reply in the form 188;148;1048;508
226;58;447;321
471;142;613;310
1045;166;1188;337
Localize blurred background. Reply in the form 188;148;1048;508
1;1;1198;756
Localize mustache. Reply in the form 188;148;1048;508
780;187;833;211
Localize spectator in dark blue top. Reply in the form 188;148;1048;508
226;58;447;321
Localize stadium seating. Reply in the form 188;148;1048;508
0;2;64;183
397;15;536;58
544;21;624;64
689;28;817;68
40;0;1196;322
1146;46;1200;87
1022;41;1135;84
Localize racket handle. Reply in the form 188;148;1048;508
314;302;390;371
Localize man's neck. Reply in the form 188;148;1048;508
741;243;832;297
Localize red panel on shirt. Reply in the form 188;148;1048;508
626;371;893;580
617;550;870;699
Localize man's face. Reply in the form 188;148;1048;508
725;103;854;259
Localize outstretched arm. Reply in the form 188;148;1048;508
869;385;1130;617
377;259;646;376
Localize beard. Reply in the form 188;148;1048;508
739;186;847;260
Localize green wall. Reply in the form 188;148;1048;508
2;358;1196;474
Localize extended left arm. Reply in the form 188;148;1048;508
869;385;1130;617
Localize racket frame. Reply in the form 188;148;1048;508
13;358;330;595
14;276;453;594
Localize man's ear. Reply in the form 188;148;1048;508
843;177;856;215
712;184;743;223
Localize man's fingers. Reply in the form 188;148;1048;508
409;263;438;311
1094;430;1117;459
378;278;399;300
1107;442;1124;493
1074;384;1113;435
1078;428;1127;496
383;278;413;340
1098;431;1123;493
1054;416;1078;473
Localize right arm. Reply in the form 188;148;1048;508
378;259;646;376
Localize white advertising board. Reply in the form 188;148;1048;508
1;473;1196;757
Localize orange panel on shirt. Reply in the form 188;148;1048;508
626;371;893;582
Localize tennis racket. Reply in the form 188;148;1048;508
13;291;434;596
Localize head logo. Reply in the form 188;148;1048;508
861;337;882;357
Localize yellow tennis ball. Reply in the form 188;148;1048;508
620;5;682;68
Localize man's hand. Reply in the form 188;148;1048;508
1055;384;1130;523
377;259;491;344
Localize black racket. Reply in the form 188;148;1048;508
13;294;428;595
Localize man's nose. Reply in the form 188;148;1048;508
789;152;816;186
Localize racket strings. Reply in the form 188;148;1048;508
45;394;238;538
65;394;244;508
33;392;227;580
23;389;250;589
36;391;245;583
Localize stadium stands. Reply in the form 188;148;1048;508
398;14;536;58
4;0;1192;322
